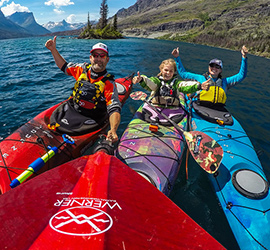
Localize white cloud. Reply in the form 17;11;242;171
44;0;74;8
66;14;76;23
0;0;9;8
53;8;64;14
45;0;74;16
1;1;30;16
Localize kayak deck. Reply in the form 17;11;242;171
0;152;225;250
116;101;187;196
190;102;270;250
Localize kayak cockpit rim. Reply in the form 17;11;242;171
136;171;157;188
232;169;269;199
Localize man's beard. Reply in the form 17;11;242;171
92;62;105;72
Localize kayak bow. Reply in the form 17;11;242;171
188;99;270;250
0;151;225;250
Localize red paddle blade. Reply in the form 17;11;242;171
184;130;223;174
0;152;225;250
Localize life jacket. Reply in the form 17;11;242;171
72;64;114;114
198;73;227;107
150;77;180;106
49;65;114;135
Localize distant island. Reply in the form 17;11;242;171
78;0;123;40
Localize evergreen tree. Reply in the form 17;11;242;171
99;0;108;29
113;14;118;31
79;0;122;39
87;12;92;30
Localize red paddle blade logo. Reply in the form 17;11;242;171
50;207;113;236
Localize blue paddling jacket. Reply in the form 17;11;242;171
175;56;247;94
175;56;247;105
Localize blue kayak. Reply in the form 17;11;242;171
188;100;270;250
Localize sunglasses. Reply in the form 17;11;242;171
92;53;107;58
209;63;221;69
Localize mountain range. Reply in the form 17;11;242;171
7;12;50;36
0;10;34;39
42;20;85;33
0;10;86;39
1;0;269;57
116;0;270;58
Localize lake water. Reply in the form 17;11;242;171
1;36;270;249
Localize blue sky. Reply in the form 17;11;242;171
0;0;136;24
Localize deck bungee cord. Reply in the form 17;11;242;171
117;119;185;190
10;134;75;188
187;94;270;249
0;75;133;195
200;127;264;169
116;91;191;194
130;91;224;173
0;148;12;183
117;143;176;190
123;122;185;156
0;122;76;183
0;136;53;180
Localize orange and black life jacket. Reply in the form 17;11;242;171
72;64;114;114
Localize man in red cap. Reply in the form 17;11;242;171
45;36;121;142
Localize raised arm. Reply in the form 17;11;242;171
172;47;207;83
45;36;66;70
132;71;158;92
224;46;248;88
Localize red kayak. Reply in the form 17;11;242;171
0;76;132;194
0;151;225;249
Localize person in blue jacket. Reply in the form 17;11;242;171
171;45;248;107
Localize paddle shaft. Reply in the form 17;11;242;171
130;91;223;173
143;99;195;148
143;99;185;134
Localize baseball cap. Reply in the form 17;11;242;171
209;58;223;68
90;42;109;54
